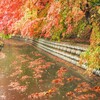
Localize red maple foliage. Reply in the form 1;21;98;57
0;0;24;34
52;78;64;86
57;67;67;78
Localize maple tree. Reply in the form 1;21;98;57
0;0;24;34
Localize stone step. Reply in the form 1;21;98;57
33;41;78;64
35;39;82;55
35;41;79;61
38;39;88;51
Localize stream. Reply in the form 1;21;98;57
0;39;100;100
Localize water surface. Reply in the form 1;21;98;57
0;39;100;100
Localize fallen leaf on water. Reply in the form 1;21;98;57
8;82;27;92
8;82;19;88
21;59;29;63
91;86;100;93
28;92;46;99
74;82;91;93
46;87;57;95
66;91;76;97
57;67;68;78
20;75;30;81
52;78;64;86
16;85;27;92
28;87;57;99
74;94;96;100
10;69;22;77
66;76;81;82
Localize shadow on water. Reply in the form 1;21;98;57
0;39;100;100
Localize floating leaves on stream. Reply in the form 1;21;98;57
28;87;57;99
8;82;27;92
20;75;30;81
4;41;99;100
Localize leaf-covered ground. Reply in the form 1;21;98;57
0;39;100;100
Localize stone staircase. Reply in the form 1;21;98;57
12;36;100;76
33;39;87;67
32;39;100;76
